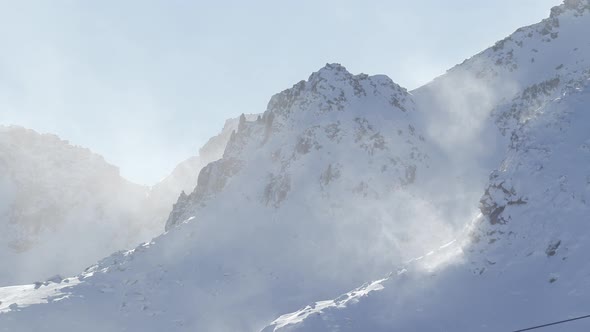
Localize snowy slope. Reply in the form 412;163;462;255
264;74;590;332
412;0;590;183
263;2;590;331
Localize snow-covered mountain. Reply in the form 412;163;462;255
0;118;243;286
263;1;590;331
1;1;589;331
264;78;590;332
0;64;460;331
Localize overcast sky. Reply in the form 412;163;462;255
0;0;561;185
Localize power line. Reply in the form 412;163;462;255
513;314;590;332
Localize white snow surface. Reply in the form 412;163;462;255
1;1;590;331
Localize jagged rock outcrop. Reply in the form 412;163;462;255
150;115;257;231
165;64;431;234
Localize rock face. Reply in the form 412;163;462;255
150;115;257;231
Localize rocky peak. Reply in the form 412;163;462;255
561;0;590;11
307;63;350;82
267;63;412;116
165;64;427;231
550;1;589;17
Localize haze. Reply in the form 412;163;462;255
0;0;560;184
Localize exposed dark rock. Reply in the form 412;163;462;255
546;240;562;257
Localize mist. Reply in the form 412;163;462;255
0;123;236;286
0;0;561;184
0;58;530;330
0;0;576;331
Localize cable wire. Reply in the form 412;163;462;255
512;314;590;332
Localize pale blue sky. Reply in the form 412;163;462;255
0;0;561;185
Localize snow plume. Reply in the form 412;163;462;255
0;116;251;287
0;126;158;285
404;59;523;250
414;64;519;158
0;175;13;223
0;132;166;285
